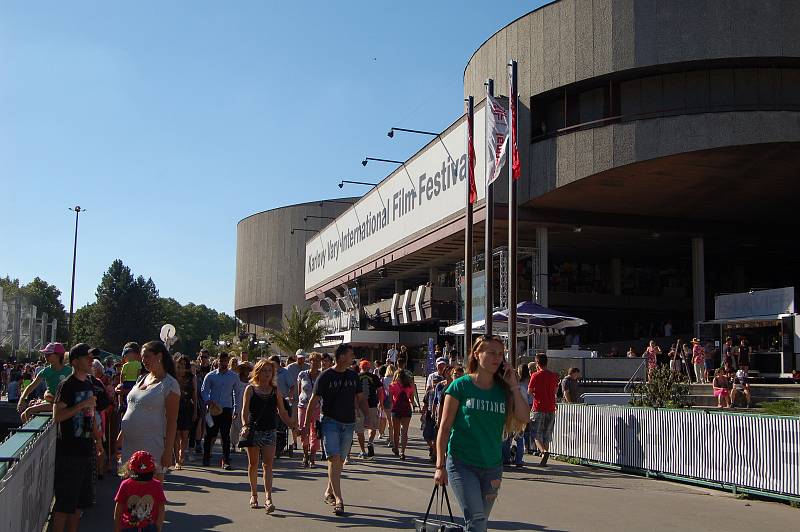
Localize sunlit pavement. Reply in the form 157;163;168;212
72;381;797;532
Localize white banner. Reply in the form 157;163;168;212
0;422;56;532
305;105;488;292
485;94;508;186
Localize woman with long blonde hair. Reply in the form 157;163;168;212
240;358;297;514
433;336;529;532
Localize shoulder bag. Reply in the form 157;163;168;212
414;485;464;532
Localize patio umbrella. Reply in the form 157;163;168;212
497;301;587;329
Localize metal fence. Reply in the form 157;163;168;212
0;415;56;532
551;404;800;498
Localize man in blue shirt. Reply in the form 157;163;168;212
201;352;239;469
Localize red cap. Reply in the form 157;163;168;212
40;342;66;356
359;360;372;370
128;450;156;477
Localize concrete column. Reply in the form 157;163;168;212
429;267;439;287
536;227;549;307
536;227;549;352
611;258;622;296
692;237;706;333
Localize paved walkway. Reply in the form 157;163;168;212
73;425;798;532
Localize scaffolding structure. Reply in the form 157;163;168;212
0;287;58;358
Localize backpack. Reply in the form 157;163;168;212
393;387;411;416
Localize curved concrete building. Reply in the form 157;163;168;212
464;0;800;214
235;199;355;333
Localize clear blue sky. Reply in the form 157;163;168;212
1;1;544;315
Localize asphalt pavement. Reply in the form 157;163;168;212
71;420;800;531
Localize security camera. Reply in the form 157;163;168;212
387;129;394;138
361;159;368;166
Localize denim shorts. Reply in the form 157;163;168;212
320;417;355;459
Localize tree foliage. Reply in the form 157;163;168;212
268;306;326;355
4;262;236;355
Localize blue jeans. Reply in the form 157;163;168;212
320;417;355;459
446;455;503;532
501;433;524;465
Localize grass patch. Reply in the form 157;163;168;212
758;400;800;417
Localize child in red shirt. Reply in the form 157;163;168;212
114;450;166;532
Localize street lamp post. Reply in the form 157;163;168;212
68;205;84;347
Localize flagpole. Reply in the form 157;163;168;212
508;60;519;368
485;78;494;337
464;96;474;351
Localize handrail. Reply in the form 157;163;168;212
624;357;647;394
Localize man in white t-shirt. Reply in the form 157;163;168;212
386;344;398;364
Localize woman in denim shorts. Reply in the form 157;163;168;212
240;359;298;514
434;336;531;532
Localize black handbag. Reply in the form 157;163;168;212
414;485;464;532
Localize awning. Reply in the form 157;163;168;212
702;313;793;325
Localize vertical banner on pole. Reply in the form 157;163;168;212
464;96;476;349
508;60;519;367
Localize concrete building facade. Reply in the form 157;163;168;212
235;199;355;334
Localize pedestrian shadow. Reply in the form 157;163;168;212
164;510;232;531
274;506;415;529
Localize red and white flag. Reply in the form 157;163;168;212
509;66;520;180
486;94;508;186
467;103;477;204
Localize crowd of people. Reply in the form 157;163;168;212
4;336;570;532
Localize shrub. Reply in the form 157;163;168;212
630;365;691;408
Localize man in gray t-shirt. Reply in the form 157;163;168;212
561;367;581;403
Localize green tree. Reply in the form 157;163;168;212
72;303;102;346
93;260;161;352
268;306;326;355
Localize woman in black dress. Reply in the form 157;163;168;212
173;354;197;469
241;358;297;513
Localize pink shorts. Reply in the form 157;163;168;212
713;388;729;398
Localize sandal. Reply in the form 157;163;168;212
249;495;258;509
323;494;336;505
265;501;275;514
333;502;345;516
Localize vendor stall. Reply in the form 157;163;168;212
701;287;798;377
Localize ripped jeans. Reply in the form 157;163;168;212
446;454;503;532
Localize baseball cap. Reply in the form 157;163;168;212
435;357;448;366
295;349;306;358
69;343;92;363
359;360;372;370
40;342;66;356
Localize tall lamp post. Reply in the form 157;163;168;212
68;205;84;346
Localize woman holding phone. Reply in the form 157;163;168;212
433;336;530;532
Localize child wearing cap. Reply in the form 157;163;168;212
114;450;166;532
121;344;144;387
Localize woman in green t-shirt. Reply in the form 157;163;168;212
434;336;530;532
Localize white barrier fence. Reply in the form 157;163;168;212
551;404;800;498
0;422;56;532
